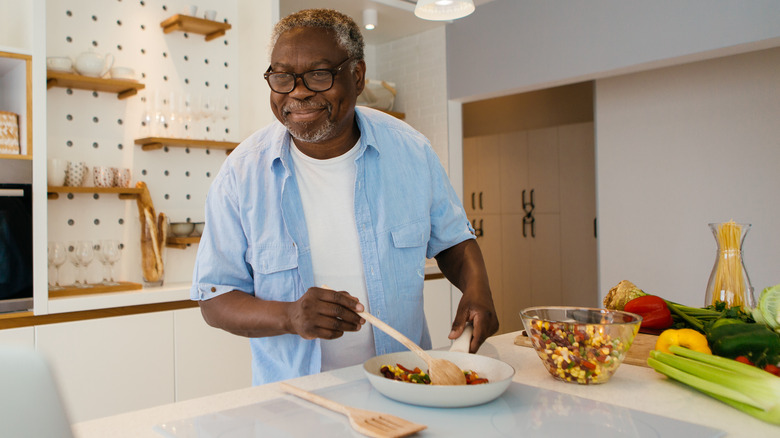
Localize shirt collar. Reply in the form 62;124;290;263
270;107;380;173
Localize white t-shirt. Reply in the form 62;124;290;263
290;139;375;371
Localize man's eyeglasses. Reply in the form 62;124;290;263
264;57;353;94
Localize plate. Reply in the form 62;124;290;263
363;350;515;408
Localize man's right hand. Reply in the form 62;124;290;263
286;287;365;340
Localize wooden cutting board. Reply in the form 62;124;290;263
514;332;657;368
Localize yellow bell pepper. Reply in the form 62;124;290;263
655;328;712;355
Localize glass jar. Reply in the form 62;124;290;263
704;222;754;310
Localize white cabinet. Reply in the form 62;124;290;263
35;312;175;423
173;307;251;402
423;277;452;349
0;326;34;348
464;122;597;334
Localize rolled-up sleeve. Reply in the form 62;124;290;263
191;166;254;300
426;146;475;259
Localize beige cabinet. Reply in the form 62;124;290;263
423;277;453;349
35;312;175;423
0;326;34;348
173;307;251;402
465;122;597;334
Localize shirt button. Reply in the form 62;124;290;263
211;287;216;292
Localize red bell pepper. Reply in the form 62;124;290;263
624;295;674;330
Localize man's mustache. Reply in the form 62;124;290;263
282;101;330;116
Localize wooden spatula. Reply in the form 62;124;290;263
279;382;426;438
358;310;467;385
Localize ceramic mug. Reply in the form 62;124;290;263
183;5;197;16
65;161;86;187
114;168;131;188
47;158;68;186
204;9;217;21
93;166;115;188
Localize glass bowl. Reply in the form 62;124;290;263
520;306;642;385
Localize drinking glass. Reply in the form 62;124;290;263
48;241;67;290
101;240;121;285
200;94;216;139
218;93;230;140
72;240;94;287
183;93;196;139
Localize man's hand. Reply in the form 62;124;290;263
449;288;499;353
286;287;366;340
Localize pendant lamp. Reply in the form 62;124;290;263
414;0;475;21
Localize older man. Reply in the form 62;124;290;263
191;9;498;385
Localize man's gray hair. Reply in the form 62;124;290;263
269;9;365;68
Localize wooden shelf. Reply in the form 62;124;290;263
46;70;145;99
48;281;143;299
0;153;32;161
135;137;238;155
381;110;405;120
47;185;143;200
166;236;200;249
160;14;232;41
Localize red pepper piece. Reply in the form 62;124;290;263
624;295;674;329
735;356;754;366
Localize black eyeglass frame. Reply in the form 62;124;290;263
263;57;354;94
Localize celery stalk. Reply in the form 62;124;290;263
647;347;780;425
668;345;776;379
647;356;769;410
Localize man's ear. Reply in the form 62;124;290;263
354;59;367;95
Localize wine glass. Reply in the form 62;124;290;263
182;93;195;139
48;241;67;290
217;93;230;140
201;94;216;139
74;240;94;287
101;240;121;285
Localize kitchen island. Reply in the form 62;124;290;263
72;331;777;437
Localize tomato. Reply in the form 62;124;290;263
763;364;780;377
735;356;754;366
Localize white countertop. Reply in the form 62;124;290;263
71;331;777;437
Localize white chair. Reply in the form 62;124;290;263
0;346;74;438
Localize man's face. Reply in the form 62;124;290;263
268;27;365;146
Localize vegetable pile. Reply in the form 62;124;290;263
604;280;780;424
379;364;488;385
648;346;780;425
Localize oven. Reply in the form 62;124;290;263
0;183;33;313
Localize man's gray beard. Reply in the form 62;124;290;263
285;118;336;143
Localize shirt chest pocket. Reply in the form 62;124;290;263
250;245;301;301
390;221;429;292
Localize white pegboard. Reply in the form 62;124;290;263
46;0;239;286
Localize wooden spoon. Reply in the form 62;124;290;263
359;311;467;386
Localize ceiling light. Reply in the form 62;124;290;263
414;0;475;21
363;9;378;30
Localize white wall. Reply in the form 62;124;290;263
373;27;450;169
446;0;780;102
444;0;780;307
596;47;780;306
237;0;276;139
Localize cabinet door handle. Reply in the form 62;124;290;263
479;192;483;210
471;192;475;210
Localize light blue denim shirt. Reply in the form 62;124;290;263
191;106;475;385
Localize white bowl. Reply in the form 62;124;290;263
363;350;515;408
169;222;194;237
110;67;135;81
